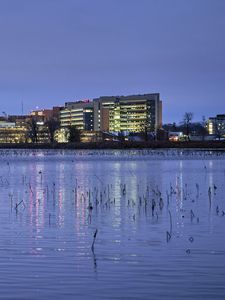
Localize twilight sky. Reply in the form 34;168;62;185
0;0;225;123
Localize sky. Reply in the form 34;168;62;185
0;0;225;123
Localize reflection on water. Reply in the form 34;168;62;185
0;150;225;299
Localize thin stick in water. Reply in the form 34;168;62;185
91;229;98;252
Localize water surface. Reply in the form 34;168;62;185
0;149;225;299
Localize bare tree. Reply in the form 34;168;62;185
214;121;222;141
140;119;151;141
45;118;60;143
28;117;38;143
68;125;81;143
200;115;207;141
183;112;193;141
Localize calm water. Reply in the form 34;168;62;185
0;149;225;299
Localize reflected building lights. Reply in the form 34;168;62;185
57;162;66;228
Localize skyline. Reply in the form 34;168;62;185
0;0;225;123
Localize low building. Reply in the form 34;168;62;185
30;107;61;123
80;131;105;143
0;121;28;143
207;115;225;137
0;121;16;128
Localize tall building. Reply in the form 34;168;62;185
60;100;94;130
59;93;162;137
93;93;162;133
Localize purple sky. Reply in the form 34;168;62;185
0;0;225;123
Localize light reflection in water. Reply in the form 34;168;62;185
58;162;65;228
1;152;225;300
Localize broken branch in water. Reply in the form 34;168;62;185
91;229;98;252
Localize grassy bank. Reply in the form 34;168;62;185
0;140;225;150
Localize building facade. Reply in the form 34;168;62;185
207;114;225;137
93;93;162;133
60;100;94;131
0;121;28;143
30;107;61;123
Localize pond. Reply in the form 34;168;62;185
0;149;225;299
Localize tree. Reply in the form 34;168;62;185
183;112;193;141
140;119;150;142
171;122;177;132
45;118;60;143
28;117;38;143
214;121;222;141
200;116;207;141
144;122;149;141
68;125;81;143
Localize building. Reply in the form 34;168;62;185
59;93;163;136
7;115;34;129
30;107;61;123
28;107;62;143
60;100;94;130
93;93;162;133
0;93;163;144
0;121;28;143
0;121;16;128
207;115;225;137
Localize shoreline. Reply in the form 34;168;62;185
0;141;225;150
